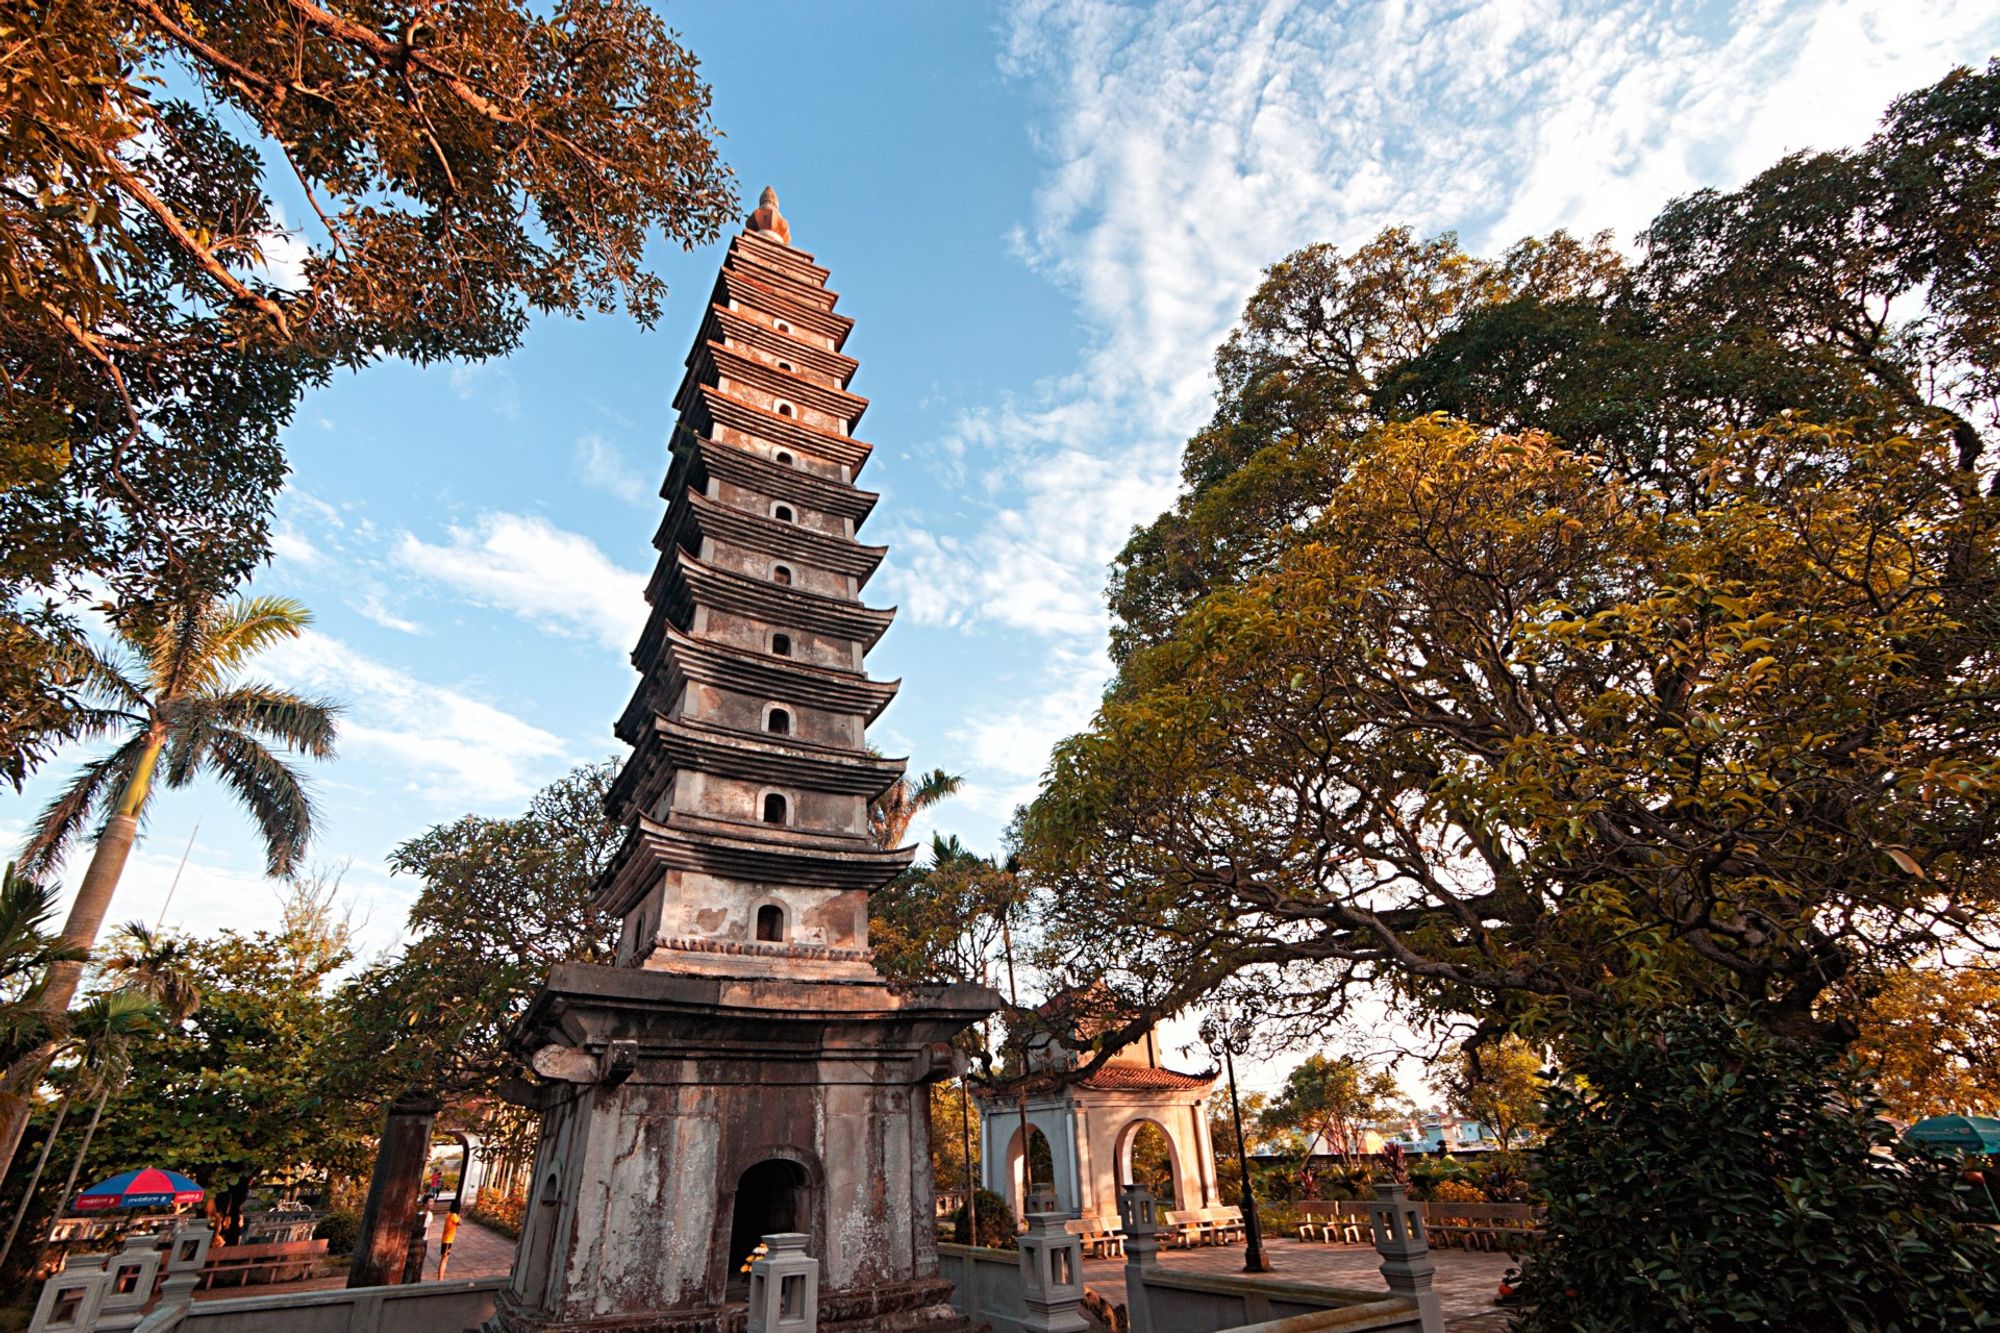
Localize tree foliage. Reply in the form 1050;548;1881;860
1438;1035;1545;1149
1027;63;2000;1054
1851;964;2000;1120
871;833;1021;988
82;881;368;1222
1516;1007;2000;1332
1257;1053;1397;1194
1112;62;1999;664
332;761;621;1111
0;0;735;785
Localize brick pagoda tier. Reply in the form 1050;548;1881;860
488;189;999;1333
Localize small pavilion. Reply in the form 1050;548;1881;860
976;996;1219;1221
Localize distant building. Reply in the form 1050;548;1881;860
1385;1112;1499;1155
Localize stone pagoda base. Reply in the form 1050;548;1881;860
485;963;995;1333
487;1276;971;1333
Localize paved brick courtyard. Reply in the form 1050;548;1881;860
1079;1235;1519;1331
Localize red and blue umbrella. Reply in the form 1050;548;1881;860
73;1167;204;1212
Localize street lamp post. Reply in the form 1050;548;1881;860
1217;1018;1271;1273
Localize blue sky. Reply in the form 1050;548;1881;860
6;1;1998;1060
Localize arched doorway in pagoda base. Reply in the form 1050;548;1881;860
724;1158;812;1297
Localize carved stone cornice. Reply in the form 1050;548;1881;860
653;488;885;583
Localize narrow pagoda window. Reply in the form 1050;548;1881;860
775;400;796;418
778;360;794;372
771;633;792;657
775;450;795;466
755;904;784;943
776;320;792;334
762;793;788;824
767;708;791;736
772;564;793;586
773;504;795;524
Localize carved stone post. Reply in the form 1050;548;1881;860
154;1221;213;1311
1116;1184;1160;1333
1366;1180;1443;1333
746;1232;818;1333
349;1093;441;1288
1017;1209;1088;1333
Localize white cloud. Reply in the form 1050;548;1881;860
574;432;656;506
887;0;2000;650
252;205;311;292
393;512;646;654
447;361;522;420
350;592;424;636
268;528;320;566
262;629;569;804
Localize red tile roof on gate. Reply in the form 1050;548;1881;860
1076;1060;1216;1092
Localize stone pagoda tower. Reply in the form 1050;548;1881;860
490;189;998;1333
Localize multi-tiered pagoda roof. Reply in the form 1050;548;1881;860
593;188;913;977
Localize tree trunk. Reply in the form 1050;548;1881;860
0;1091;72;1270
0;811;144;1186
349;1095;441;1289
48;1088;109;1241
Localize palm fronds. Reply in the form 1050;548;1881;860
15;738;150;878
205;730;314;876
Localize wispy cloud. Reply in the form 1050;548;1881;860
393;512;646;654
447;361;522;421
880;0;2000;804
574;432;657;506
262;629;569;804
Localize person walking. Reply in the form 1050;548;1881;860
436;1209;461;1279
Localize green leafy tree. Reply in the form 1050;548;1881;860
1;595;336;1181
1257;1054;1397;1195
1;0;736;786
1437;1035;1545;1149
1517;1007;2000;1331
1110;62;1999;667
78;881;366;1240
1031;417;2000;1050
871;833;1021;987
336;762;622;1112
1025;57;2000;1072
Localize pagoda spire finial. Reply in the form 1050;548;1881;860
747;185;791;246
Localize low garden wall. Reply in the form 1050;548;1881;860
146;1276;506;1333
936;1243;1031;1333
1141;1269;1423;1333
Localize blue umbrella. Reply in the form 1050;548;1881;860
1905;1115;2000;1153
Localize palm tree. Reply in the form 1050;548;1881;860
0;990;157;1267
24;924;204;1263
869;767;964;850
0;865;86;1065
1;595;335;1179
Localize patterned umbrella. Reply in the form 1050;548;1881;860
73;1167;205;1211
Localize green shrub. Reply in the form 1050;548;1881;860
1516;1007;2000;1332
948;1188;1016;1249
312;1210;359;1256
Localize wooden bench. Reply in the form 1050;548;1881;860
1065;1211;1125;1258
1160;1209;1208;1248
1293;1199;1369;1243
197;1238;328;1288
1421;1202;1539;1253
1202;1206;1246;1244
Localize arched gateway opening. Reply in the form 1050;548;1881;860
727;1159;809;1294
